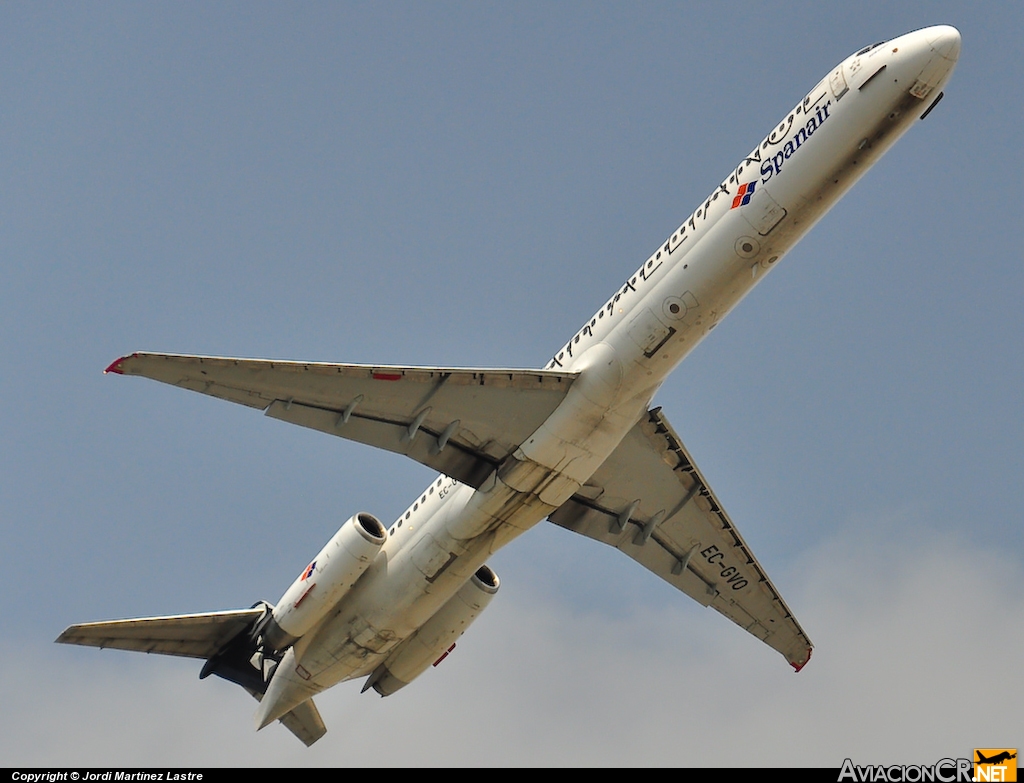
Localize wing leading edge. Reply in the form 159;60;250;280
549;407;812;670
106;352;577;489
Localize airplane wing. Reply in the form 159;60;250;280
55;608;265;659
549;407;813;670
106;352;577;489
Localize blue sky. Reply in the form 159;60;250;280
2;2;1021;766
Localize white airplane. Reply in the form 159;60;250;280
58;25;961;746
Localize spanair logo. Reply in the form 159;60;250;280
301;561;316;580
731;181;756;209
974;749;1017;782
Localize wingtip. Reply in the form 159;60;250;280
54;625;79;645
104;353;137;375
790;646;813;673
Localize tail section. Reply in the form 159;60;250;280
246;684;327;747
56;603;328;746
278;699;327;747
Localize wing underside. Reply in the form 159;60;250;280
550;407;812;669
107;352;577;488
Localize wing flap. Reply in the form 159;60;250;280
264;399;495;488
55;608;264;660
108;352;576;487
550;407;812;669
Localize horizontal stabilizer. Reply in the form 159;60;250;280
245;689;327;746
56;608;265;660
278;699;327;746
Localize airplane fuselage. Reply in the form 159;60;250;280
255;26;962;726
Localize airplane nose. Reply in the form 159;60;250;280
925;25;962;63
891;25;961;100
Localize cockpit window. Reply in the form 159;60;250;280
856;41;885;56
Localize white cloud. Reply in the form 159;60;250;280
6;521;1021;766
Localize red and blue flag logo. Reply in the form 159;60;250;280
731;181;756;209
301;561;316;580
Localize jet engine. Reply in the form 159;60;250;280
264;512;387;652
365;564;499;696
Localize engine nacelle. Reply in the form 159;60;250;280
367;564;499;696
264;512;387;652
